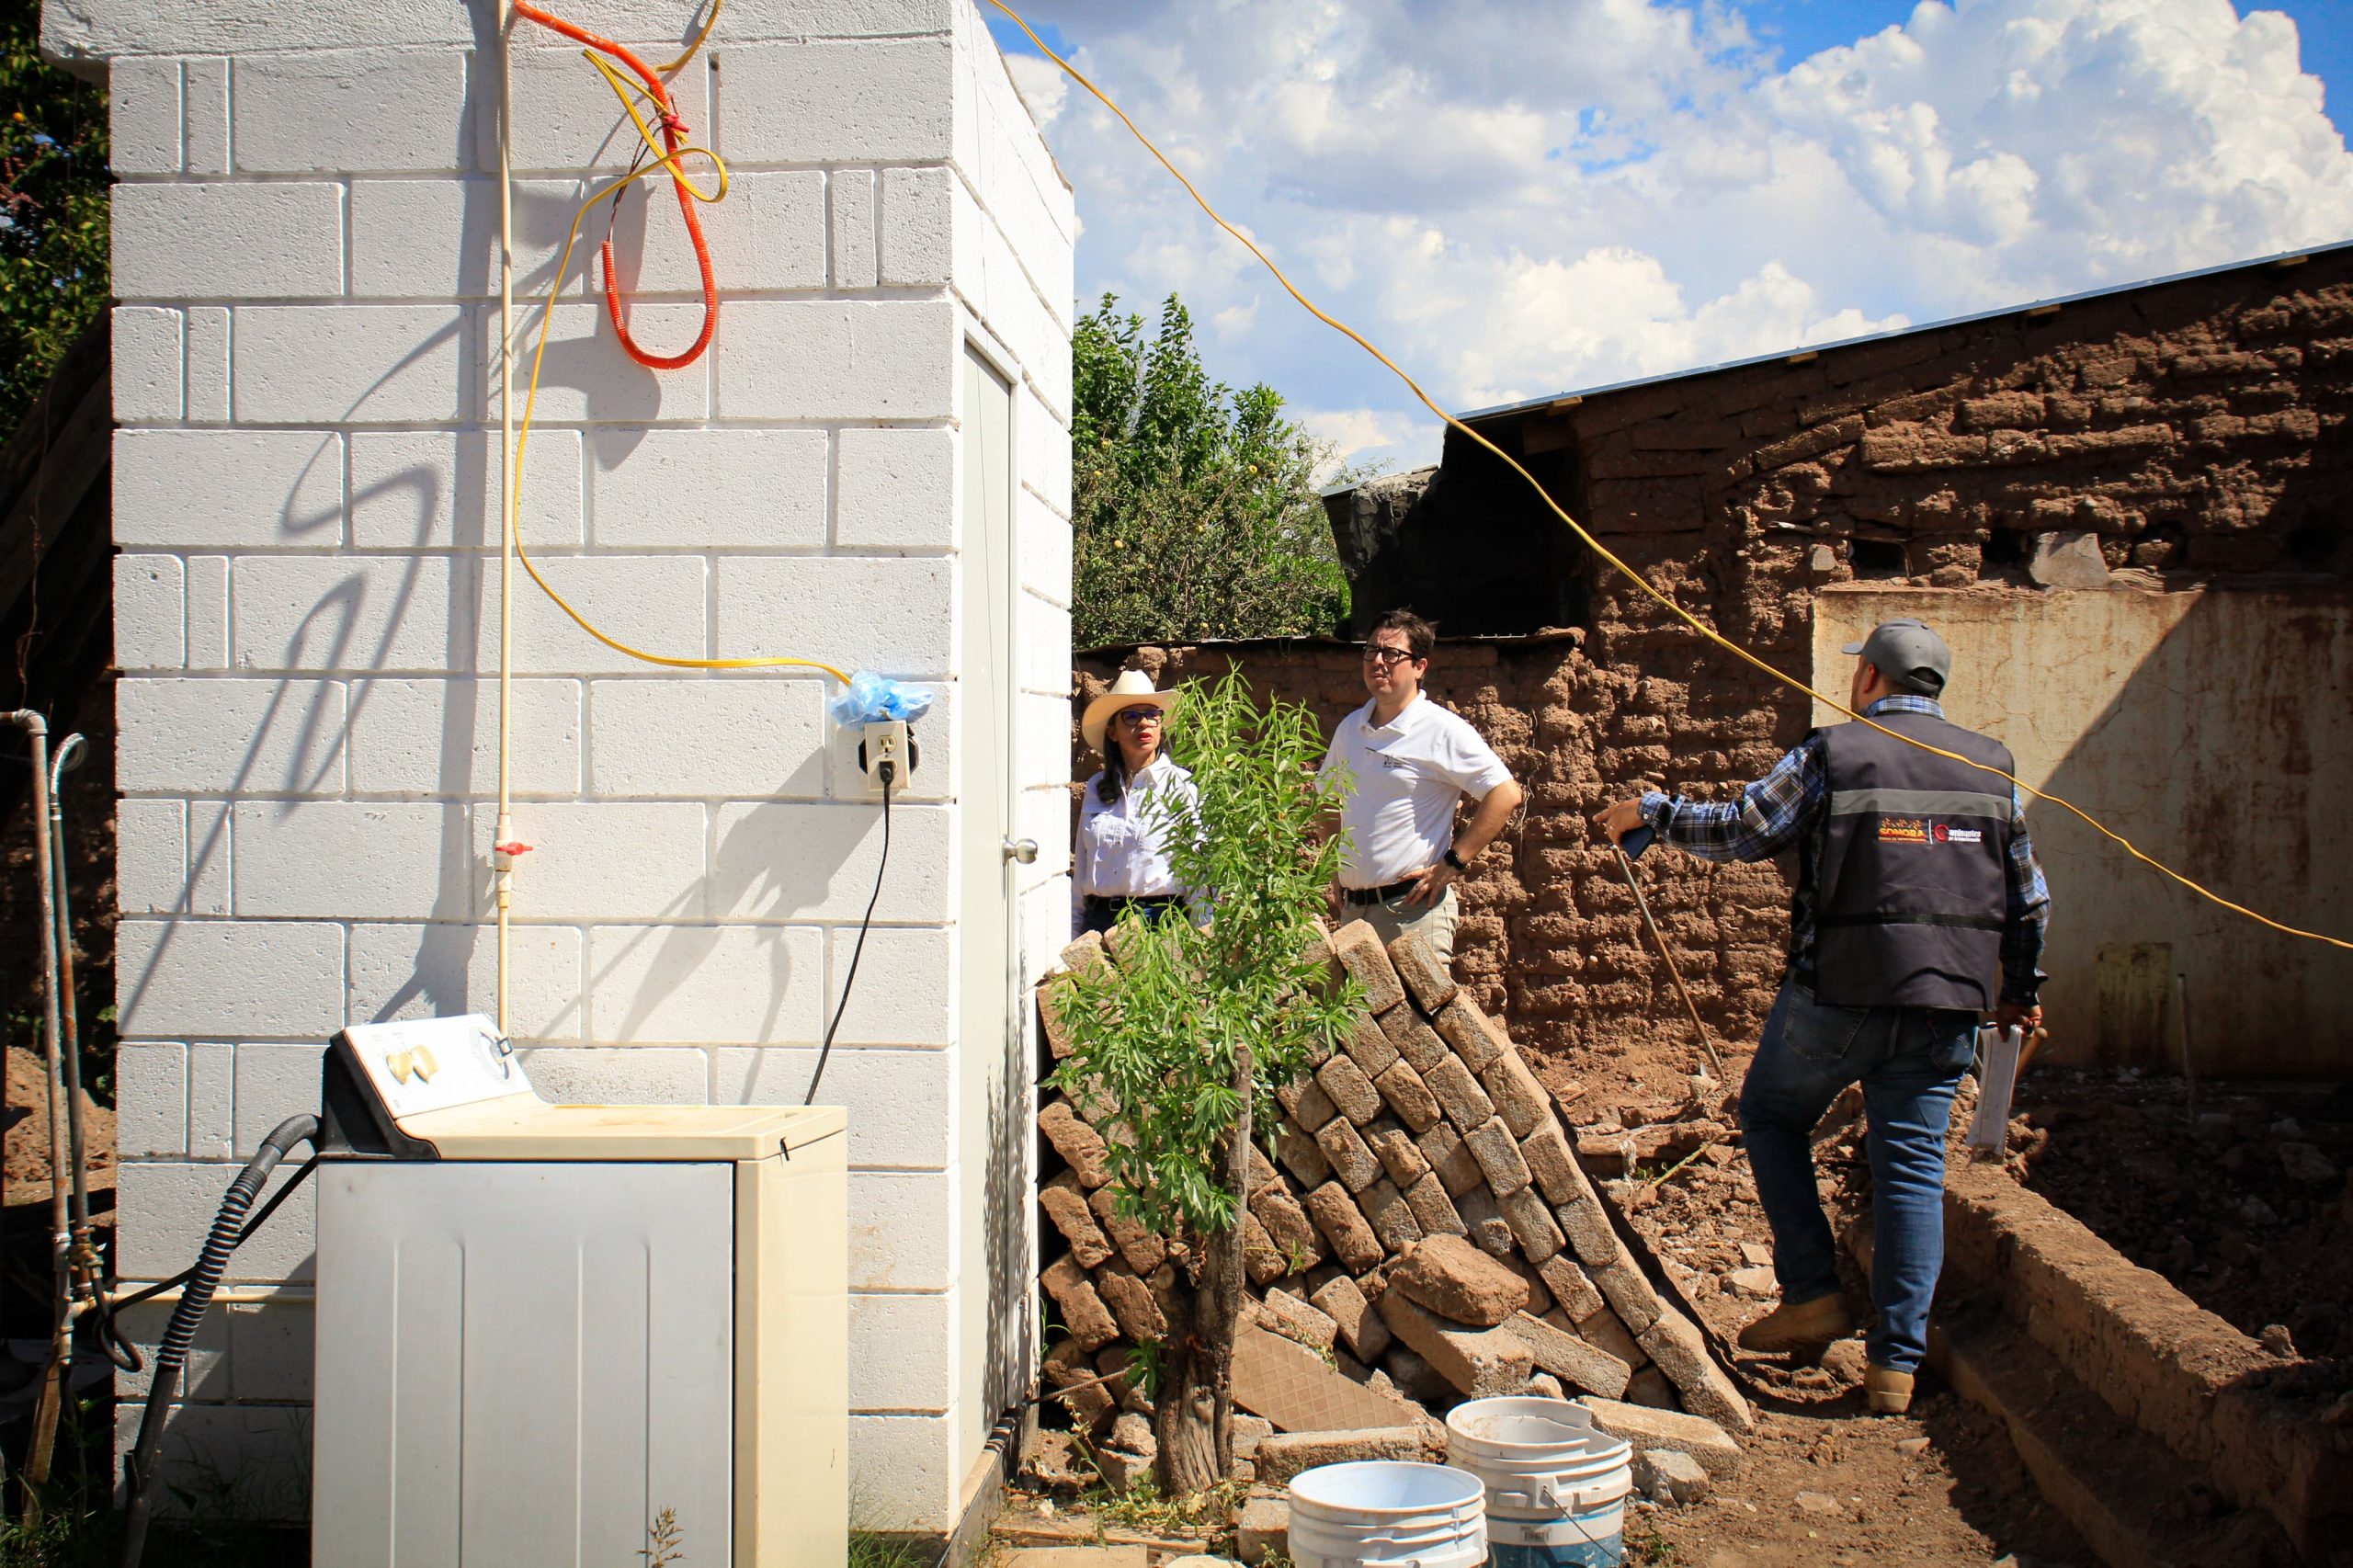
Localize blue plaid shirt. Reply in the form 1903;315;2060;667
1639;696;2050;1006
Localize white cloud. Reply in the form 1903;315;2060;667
998;0;2353;461
1295;406;1443;480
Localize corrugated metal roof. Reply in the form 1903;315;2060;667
1455;237;2353;426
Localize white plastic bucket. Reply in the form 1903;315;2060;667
1286;1460;1488;1568
1446;1397;1633;1567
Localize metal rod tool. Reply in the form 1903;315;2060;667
1610;841;1725;1078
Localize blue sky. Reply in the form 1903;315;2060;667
986;2;2353;472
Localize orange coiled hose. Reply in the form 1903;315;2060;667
511;0;718;369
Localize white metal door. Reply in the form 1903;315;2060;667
313;1161;734;1568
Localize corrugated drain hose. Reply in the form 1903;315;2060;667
115;1115;321;1568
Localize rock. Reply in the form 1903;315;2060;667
2029;528;2112;589
1726;1266;1777;1300
1497;1311;1632;1399
1573;1306;1644;1370
1235;1494;1291;1565
1895;1436;1932;1458
1818;1339;1869;1383
2259;1324;2297;1358
1380;1292;1536;1398
1058;930;1109;975
1254;1426;1425;1486
1635;1448;1711;1506
1794;1489;1845;1517
1273;1122;1334;1188
1043;1340;1115;1430
1109;1412;1155;1455
1392;1234;1530;1326
1096;1446;1154;1492
1579;1397;1743;1478
2279;1142;2337;1187
1277;1074;1339;1131
1739;1242;1773;1267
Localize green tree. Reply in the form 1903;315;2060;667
1;8;108;435
1074;292;1352;646
1046;674;1358;1494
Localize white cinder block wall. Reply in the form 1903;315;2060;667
59;0;1074;1535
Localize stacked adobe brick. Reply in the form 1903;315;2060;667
1032;917;1750;1448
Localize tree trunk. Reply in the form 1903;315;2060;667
1154;1036;1255;1496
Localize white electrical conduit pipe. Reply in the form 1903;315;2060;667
495;0;518;1038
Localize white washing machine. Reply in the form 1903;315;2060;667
311;1015;846;1567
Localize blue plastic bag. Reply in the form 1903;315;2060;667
828;671;934;725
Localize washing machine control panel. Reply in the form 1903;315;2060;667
335;1015;531;1125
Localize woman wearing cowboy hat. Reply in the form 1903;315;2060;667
1075;669;1199;936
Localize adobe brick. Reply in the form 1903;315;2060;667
1040;1174;1113;1269
1381;1004;1451;1074
1538;1254;1607;1323
1373;1060;1442;1133
1343;1011;1401;1080
1356;1177;1424;1255
1498;1184;1566;1263
1594;1258;1665;1335
1328;920;1407;1012
1089;1186;1165;1276
1316;1054;1384;1127
1434;993;1509;1073
1363;1118;1430;1189
1250;1183;1325;1272
1039;1099;1111;1188
1403;1173;1467;1240
1315;1117;1384;1193
1480;1051;1551;1138
1423;1056;1495;1133
1522;1121;1597;1207
1415;1121;1485;1198
1303;1181;1385;1273
1041;1254;1118;1350
1279;1073;1340;1132
1386;929;1459;1013
1097;1266;1167;1343
1463;1117;1533;1197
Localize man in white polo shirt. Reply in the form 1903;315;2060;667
1321;608;1524;963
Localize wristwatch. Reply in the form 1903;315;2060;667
1443;846;1467;872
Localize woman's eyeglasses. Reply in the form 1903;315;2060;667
1361;646;1416;668
1116;708;1163;727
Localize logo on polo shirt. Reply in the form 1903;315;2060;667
1880;816;1929;844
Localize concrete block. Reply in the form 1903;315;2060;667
112;1297;227;1399
848;1171;949;1290
831;167;879;288
716;300;953;420
501;38;710;173
1386;928;1458;1013
482;301;710;423
718;38;952;165
1522;1119;1596;1207
878;165;952;288
1539;1254;1608;1324
1464;1116;1533;1197
713;555;952;678
348;176;485;299
1315;1054;1382;1127
849;1292;950;1412
1378;1293;1534;1400
1482;1049;1551;1139
183;56;228;175
836;426;953;551
347;920;584;1043
473;801;707;920
1327;920;1405;1012
349;676;581;798
1415;1119;1484;1198
1637;1311;1753;1434
1499;1183;1567;1263
186;557;229;669
1435;992;1509;1072
348;428;582;550
112;307;182;423
1313;1116;1381;1193
113;555;185;670
707;801;950;923
1363;1119;1428;1189
115;800;186;915
232;801;470;920
515;1046;708;1105
112;183;344;299
1342;1010;1400;1080
109;58;181;175
591;923;824;1044
1374;1059;1441;1133
586;677;825;798
829;679;953;801
232;1043;325;1153
483;553;707;676
184;306;228;423
118;1161;314;1283
233;49;472;173
1403;1172;1467;1239
1423;1054;1495;1133
188;1042;233;1158
1357;1176;1423;1255
1594;1258;1665;1336
845;1414;954;1534
1254;1427;1424;1486
1498;1311;1631;1399
1303;1181;1383;1273
178;801;230;917
233;305;466;424
116;919;345;1040
590;427;828;550
114;428;344;549
114;1042;188;1158
117;677;347;794
823;926;950;1046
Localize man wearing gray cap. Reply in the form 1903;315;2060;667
1594;617;2050;1415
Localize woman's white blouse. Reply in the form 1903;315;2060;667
1075;756;1198;902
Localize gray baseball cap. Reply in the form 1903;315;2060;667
1842;618;1951;695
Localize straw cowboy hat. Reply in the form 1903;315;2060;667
1082;669;1177;755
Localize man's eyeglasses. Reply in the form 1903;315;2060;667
1115;708;1163;727
1361;646;1417;668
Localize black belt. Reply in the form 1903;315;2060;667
1341;880;1421;906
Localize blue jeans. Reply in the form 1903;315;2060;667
1737;977;1976;1374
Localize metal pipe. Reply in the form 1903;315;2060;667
1610;842;1726;1077
494;0;517;1038
46;733;96;1299
6;708;71;1506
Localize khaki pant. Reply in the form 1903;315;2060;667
1344;884;1460;965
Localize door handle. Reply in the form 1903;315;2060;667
1002;837;1039;865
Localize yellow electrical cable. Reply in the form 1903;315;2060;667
651;0;722;75
505;46;853;686
984;0;2352;951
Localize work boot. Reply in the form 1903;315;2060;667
1736;1293;1856;1353
1866;1366;1915;1415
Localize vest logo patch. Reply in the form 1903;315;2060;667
1880;816;1929;844
1938;824;1984;844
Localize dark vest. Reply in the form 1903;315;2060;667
1809;710;2016;1010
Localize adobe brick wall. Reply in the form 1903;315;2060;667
1080;246;2353;1083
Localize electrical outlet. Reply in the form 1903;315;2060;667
858;720;915;793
